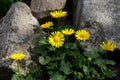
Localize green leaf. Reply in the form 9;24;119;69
47;62;58;70
65;50;81;58
101;66;117;78
73;58;85;68
39;36;48;44
74;72;84;79
34;45;47;55
47;45;56;51
94;59;116;66
89;67;100;78
39;56;51;65
60;61;72;75
107;70;117;78
83;50;100;59
78;42;87;49
25;74;35;80
48;71;55;77
54;53;65;60
101;66;107;75
51;72;65;80
99;49;107;54
11;74;24;80
64;43;77;49
12;68;19;75
83;65;88;75
94;59;105;66
105;60;116;65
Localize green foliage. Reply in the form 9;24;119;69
11;74;24;80
11;74;36;80
39;56;51;65
35;27;117;79
10;10;117;80
51;72;65;80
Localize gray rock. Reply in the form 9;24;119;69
0;2;44;70
73;0;120;49
80;21;105;51
30;0;66;19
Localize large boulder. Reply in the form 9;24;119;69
73;0;120;49
30;0;67;19
0;2;44;70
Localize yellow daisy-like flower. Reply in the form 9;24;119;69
40;21;53;29
10;53;26;61
48;31;65;48
75;29;90;41
50;10;67;19
62;28;75;35
100;40;116;51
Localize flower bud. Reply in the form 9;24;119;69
87;57;92;62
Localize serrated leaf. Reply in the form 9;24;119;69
74;72;84;79
83;65;88;75
51;72;65;80
107;70;117;78
94;59;116;66
105;60;116;65
94;59;105;66
47;45;56;51
64;43;77;49
47;62;58;70
73;58;85;68
39;36;48;44
39;56;51;65
83;50;100;59
89;67;100;78
60;61;72;75
101;66;107;75
11;74;24;80
54;53;65;60
25;74;35;80
65;50;80;58
12;68;19;75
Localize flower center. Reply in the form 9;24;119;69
80;34;85;38
53;36;60;42
105;45;111;49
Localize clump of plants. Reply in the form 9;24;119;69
36;10;117;80
10;10;117;80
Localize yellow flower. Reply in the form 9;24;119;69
40;21;53;29
62;28;75;35
100;40;116;51
75;30;90;41
10;53;26;61
50;10;67;19
48;31;65;48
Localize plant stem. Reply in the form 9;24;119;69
16;60;21;75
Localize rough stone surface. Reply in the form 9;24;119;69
0;2;44;69
73;0;120;49
80;21;105;51
30;0;67;19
